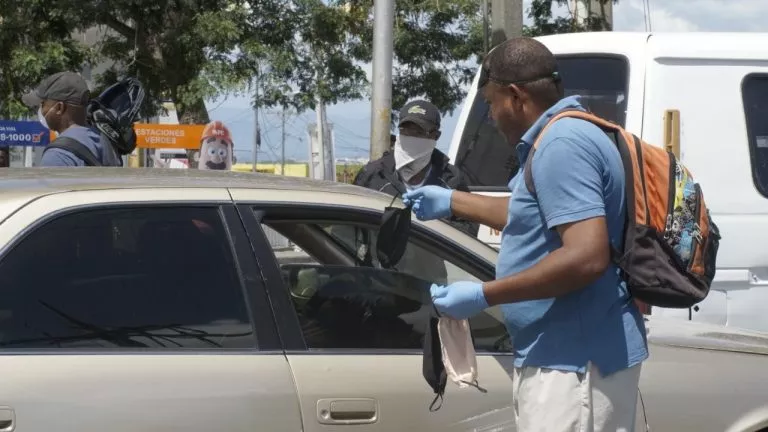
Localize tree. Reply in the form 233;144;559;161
337;0;484;116
0;0;90;119
0;0;91;166
251;0;485;119
57;0;301;166
524;0;617;37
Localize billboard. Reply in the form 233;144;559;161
0;121;50;147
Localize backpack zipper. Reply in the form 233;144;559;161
664;151;676;237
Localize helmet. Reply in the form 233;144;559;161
86;77;145;155
201;121;233;145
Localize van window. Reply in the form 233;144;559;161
742;74;768;198
454;55;629;190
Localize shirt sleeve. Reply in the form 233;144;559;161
40;148;84;167
531;136;606;230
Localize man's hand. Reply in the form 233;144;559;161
430;281;489;320
402;186;454;221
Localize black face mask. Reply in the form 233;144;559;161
423;305;447;411
376;204;411;269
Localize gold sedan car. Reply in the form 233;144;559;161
0;168;765;432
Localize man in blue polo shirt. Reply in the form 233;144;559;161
403;37;648;431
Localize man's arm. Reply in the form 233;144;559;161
450;191;509;232
483;216;609;305
482;136;611;305
443;167;481;236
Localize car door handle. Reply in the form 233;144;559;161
0;406;15;431
316;398;378;425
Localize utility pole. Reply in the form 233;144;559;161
369;0;395;161
482;0;490;55
490;0;523;47
253;104;261;172
253;75;261;173
280;109;287;175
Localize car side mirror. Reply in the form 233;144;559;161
376;205;411;269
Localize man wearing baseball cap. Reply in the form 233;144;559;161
354;99;478;236
23;71;122;167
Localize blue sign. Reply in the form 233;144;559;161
0;121;50;147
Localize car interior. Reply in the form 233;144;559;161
264;218;512;353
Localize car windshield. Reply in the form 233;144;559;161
454;55;629;190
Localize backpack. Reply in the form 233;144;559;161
86;77;145;156
46;136;102;166
524;110;721;309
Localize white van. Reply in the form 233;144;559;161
448;32;768;333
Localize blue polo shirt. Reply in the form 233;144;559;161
497;95;648;376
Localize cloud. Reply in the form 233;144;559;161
614;0;700;32
614;0;767;33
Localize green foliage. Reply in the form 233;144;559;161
0;0;91;118
333;0;484;116
64;0;265;122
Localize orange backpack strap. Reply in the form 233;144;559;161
523;110;626;198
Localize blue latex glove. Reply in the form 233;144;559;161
402;186;454;221
430;281;489;320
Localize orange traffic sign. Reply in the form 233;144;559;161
134;124;206;149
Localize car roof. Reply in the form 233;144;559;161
0;167;383;200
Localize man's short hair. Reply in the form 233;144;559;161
484;37;563;107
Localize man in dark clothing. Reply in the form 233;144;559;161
23;72;122;167
354;100;479;237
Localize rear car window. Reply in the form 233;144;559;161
742;74;768;198
0;206;256;349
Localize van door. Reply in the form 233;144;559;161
642;34;768;332
450;55;633;247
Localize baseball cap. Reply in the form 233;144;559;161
22;72;90;108
399;100;441;132
201;120;233;145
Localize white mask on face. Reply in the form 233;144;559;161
37;106;50;130
395;135;436;182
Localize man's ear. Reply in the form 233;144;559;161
508;85;525;105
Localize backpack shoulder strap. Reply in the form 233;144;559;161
45;136;102;167
523;110;624;197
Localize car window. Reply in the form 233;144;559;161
742;74;768;198
454;55;629;189
261;217;511;353
0;206;255;349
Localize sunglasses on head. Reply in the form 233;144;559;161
479;66;561;89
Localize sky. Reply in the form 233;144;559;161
205;0;768;164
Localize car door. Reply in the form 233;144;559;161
0;189;301;432
237;203;516;432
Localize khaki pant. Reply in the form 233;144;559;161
512;362;642;432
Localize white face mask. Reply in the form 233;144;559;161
395;135;436;182
437;317;479;389
37;106;50;130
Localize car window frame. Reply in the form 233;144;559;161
741;72;768;198
235;202;510;356
0;202;279;353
